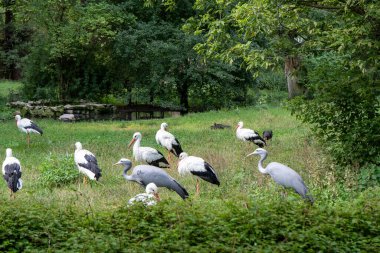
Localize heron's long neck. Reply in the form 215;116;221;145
258;154;268;174
123;165;133;181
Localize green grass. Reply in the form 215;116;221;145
0;106;378;251
0;79;22;97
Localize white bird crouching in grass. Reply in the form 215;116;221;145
128;183;160;206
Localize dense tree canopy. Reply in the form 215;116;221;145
0;0;250;112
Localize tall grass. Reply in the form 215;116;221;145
0;106;378;251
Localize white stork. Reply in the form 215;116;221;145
155;122;183;162
2;148;23;198
128;132;170;168
15;115;43;147
128;183;160;206
178;152;220;194
74;142;102;184
236;121;266;148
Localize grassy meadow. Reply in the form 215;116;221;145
0;105;379;251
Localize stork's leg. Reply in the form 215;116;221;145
9;188;12;198
167;151;173;166
27;133;30;147
196;178;200;195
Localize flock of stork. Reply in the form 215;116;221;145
2;115;313;205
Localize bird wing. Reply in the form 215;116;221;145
179;156;205;175
24;120;43;135
190;161;220;186
134;165;189;199
267;162;307;194
241;128;258;138
75;149;101;180
2;158;22;192
140;147;165;163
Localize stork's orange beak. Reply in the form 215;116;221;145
128;138;136;148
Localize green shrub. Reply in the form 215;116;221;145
0;188;378;252
358;157;380;190
38;153;79;188
290;53;380;168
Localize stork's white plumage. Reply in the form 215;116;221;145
15;115;43;147
128;132;170;168
155;123;183;161
2;148;23;198
128;183;160;206
178;152;220;194
74;142;102;183
236;121;266;148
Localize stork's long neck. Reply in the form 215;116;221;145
133;138;141;155
258;154;268;174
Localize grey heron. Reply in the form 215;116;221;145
128;132;170;168
178;152;220;194
247;148;314;203
236;121;266;148
114;158;189;200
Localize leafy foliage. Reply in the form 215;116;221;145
290;53;380;167
183;0;380;168
0;188;378;251
38;153;79;188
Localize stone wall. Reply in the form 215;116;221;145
7;101;183;121
8;101;116;120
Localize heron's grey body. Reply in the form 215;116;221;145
247;148;313;203
115;159;189;200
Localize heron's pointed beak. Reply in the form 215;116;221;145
128;138;136;148
246;151;258;157
154;193;160;202
113;162;121;166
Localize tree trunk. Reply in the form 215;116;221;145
3;0;18;79
285;56;304;98
178;81;189;115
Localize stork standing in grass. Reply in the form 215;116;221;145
236;121;266;148
114;158;189;200
178;152;220;195
2;148;22;198
155;122;183;163
74;142;102;184
128;132;170;168
128;183;160;206
247;148;314;203
15;115;43;147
